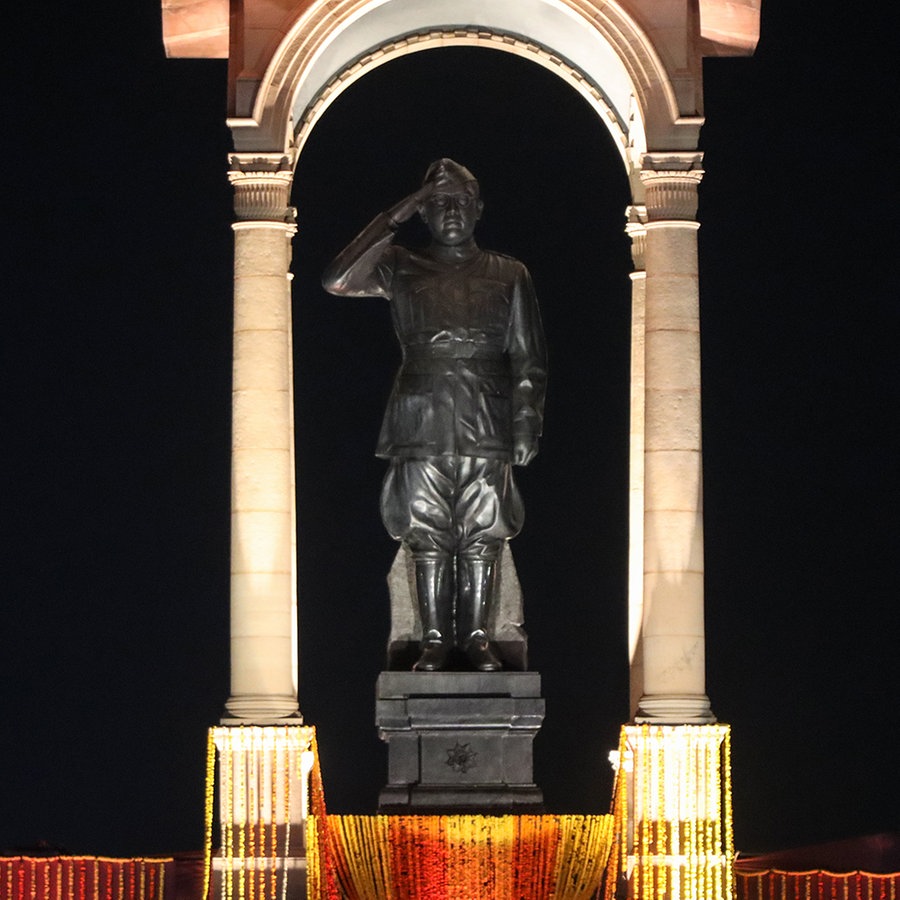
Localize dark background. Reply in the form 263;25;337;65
3;2;897;858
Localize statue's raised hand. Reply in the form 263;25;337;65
386;183;434;227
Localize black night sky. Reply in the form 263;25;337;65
3;2;898;859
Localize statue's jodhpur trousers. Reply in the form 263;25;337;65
380;455;523;644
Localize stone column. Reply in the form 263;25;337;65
625;204;647;721
224;154;301;722
634;152;714;725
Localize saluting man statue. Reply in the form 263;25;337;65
323;159;547;672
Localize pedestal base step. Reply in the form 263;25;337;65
379;785;544;814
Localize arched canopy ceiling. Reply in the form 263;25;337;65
225;0;706;166
161;0;759;176
287;28;639;171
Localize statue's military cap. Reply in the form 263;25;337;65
422;158;478;191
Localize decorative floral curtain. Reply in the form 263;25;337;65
0;857;170;900
605;724;735;900
736;869;900;900
307;813;614;900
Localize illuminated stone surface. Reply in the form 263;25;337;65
161;0;228;58
699;0;761;51
634;154;713;725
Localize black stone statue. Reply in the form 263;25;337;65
323;159;547;672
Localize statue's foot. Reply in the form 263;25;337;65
413;640;450;672
463;631;501;672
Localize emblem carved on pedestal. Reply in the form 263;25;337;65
446;742;477;774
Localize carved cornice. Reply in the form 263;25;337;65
228;154;295;223
639;152;704;222
641;151;703;172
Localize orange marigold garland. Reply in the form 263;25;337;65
306;731;341;900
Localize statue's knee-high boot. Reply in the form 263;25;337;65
457;555;501;672
412;552;454;671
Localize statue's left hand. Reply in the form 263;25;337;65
513;436;539;466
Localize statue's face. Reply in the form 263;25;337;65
420;183;483;246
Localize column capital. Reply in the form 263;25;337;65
625;204;648;272
228;153;296;223
639;152;704;222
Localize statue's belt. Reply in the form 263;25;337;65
403;341;504;361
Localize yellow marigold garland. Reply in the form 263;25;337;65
202;728;216;900
609;725;736;900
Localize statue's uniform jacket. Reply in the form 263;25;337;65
322;213;548;462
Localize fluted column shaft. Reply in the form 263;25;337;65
635;152;714;724
224;154;300;722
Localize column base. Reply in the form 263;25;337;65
634;694;715;724
223;693;302;722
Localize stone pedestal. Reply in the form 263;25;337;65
376;672;544;812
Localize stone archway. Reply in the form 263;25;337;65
226;0;675;160
162;0;760;893
161;0;761;728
